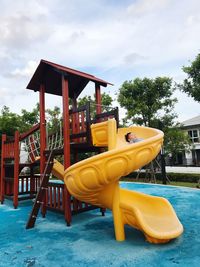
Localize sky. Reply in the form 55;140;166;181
0;0;200;122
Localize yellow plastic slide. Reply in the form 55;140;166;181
51;159;64;181
63;119;183;244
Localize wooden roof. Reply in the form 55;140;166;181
26;59;113;98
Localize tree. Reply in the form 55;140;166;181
181;53;200;102
117;77;191;159
77;92;113;119
164;126;192;164
118;77;177;127
20;103;40;132
0;104;40;139
0;106;22;137
0;106;23;152
46;106;62;135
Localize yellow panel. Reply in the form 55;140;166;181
52;119;183;244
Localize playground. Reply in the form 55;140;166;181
0;59;198;266
0;182;199;267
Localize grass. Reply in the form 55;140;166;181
121;177;199;189
169;181;198;188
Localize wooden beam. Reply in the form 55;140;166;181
0;134;6;204
39;84;46;175
95;83;102;114
13;131;20;208
62;75;72;226
39;84;47;217
62;75;70;169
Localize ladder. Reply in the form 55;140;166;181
26;150;54;229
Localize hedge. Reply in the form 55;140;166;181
124;171;200;183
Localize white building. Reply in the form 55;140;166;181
181;115;200;166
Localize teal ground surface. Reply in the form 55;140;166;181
0;182;199;267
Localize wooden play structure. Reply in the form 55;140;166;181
0;59;119;226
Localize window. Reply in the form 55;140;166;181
188;129;200;143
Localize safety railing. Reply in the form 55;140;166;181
0;124;40;207
46;182;65;212
46;181;98;214
18;175;40;196
69;103;91;144
94;107;119;128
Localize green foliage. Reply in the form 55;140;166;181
0;106;22;137
117;76;191;158
164;125;192;160
46;106;62;135
101;93;114;111
20;103;40;131
0;104;40;138
45;92;113;135
78;95;94;108
77;92;113;119
123;171;200;183
118;77;177;126
0;92;113;150
0;105;40;151
181;53;200;102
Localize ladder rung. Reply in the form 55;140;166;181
36;201;44;204
41;174;50;177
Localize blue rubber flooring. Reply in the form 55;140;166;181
0;182;199;267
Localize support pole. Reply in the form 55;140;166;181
0;134;6;204
13;131;20;208
39;84;47;216
95;83;102;115
62;75;72;226
161;147;167;185
112;182;125;241
40;84;46;176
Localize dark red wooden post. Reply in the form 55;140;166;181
62;74;72;226
95;83;102;114
39;84;47;217
40;84;46;177
0;134;6;204
13;131;20;208
30;165;34;198
95;83;106;216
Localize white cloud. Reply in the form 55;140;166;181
11;60;38;78
0;87;8;98
0;0;200;122
0;14;51;50
0;87;19;106
127;0;170;16
123;52;148;66
173;91;200;122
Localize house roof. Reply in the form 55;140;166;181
26;59;113;98
182;115;200;127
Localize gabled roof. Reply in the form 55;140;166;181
26;59;113;98
182;115;200;128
